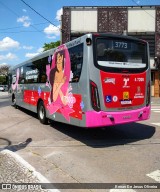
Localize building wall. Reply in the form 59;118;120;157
62;8;71;44
128;8;155;32
71;10;97;32
97;7;128;33
155;7;160;97
62;6;160;97
156;7;160;56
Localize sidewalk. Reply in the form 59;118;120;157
151;97;160;105
0;91;9;98
0;94;159;191
0;150;58;192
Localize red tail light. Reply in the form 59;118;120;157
146;81;151;106
90;80;101;111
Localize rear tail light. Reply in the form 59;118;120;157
90;80;101;111
146;81;151;106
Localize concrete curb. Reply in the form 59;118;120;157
0;92;8;96
0;150;60;192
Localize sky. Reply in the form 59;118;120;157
0;0;160;66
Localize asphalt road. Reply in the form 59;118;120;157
0;93;160;192
0;92;11;108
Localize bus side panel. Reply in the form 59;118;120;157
15;84;49;113
46;92;83;126
78;35;94;127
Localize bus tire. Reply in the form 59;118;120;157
37;101;48;124
12;94;18;108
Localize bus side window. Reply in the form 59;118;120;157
33;57;48;83
40;74;47;83
69;43;83;83
25;63;39;84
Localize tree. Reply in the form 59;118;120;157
43;40;60;51
0;64;10;84
0;64;10;76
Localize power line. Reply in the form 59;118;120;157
0;0;44;34
0;22;48;31
20;0;62;32
0;31;44;34
131;0;155;19
0;0;19;17
0;28;61;34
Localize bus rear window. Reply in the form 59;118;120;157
96;38;148;73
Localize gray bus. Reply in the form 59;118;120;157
9;33;151;128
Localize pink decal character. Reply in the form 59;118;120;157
12;68;20;90
47;45;75;121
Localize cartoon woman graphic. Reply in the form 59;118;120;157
47;45;75;122
12;68;20;91
50;50;68;105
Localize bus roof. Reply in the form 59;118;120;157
10;33;147;70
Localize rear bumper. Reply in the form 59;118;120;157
86;105;151;128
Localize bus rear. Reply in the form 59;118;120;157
86;34;151;127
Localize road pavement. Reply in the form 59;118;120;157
0;91;160;192
0;92;58;192
0;150;58;192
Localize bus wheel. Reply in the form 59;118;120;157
38;101;48;124
12;94;17;108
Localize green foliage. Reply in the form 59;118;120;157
43;41;60;51
0;76;7;84
0;65;10;84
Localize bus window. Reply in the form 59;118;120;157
25;63;39;83
24;57;48;84
69;43;83;82
32;57;48;83
18;66;26;84
97;43;106;57
95;38;148;73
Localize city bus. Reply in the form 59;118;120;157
8;33;151;128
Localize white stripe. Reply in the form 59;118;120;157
98;61;146;68
1;150;60;192
153;111;160;113
146;170;160;182
110;190;136;192
151;123;160;126
151;108;160;110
